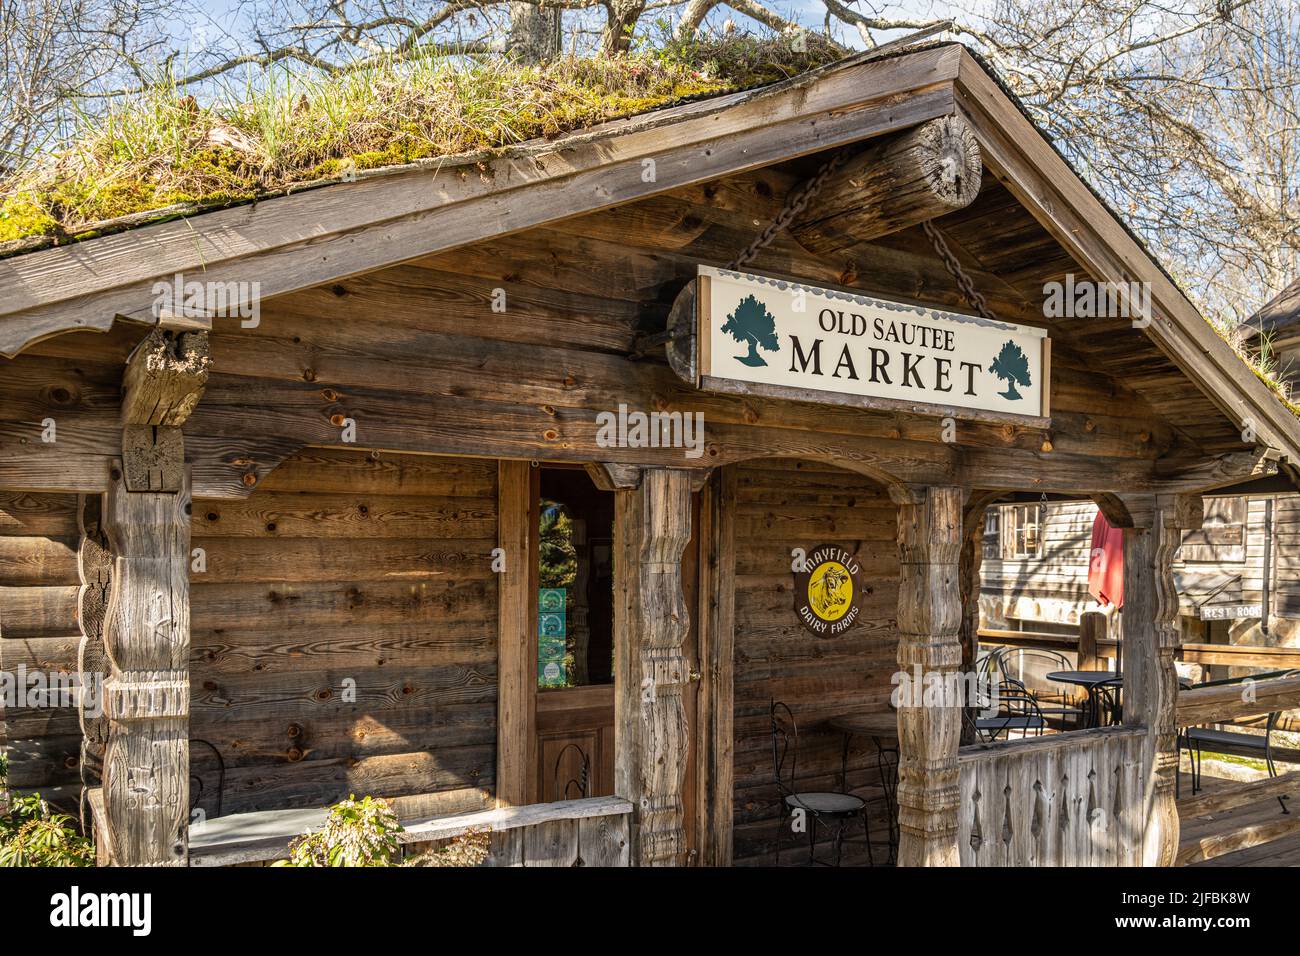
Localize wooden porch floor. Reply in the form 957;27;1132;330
1178;768;1300;867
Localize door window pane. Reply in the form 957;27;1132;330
538;467;615;688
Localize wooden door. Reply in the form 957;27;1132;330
535;684;615;802
527;475;703;863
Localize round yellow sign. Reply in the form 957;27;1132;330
808;560;854;621
793;545;864;636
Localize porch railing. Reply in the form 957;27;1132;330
88;789;633;867
957;726;1146;866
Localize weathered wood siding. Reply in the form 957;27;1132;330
981;500;1095;627
188;449;499;818
982;496;1300;648
731;459;898;865
0;491;82;805
958;728;1145;866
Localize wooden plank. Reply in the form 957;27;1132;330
496;460;531;807
1177;773;1299;819
1178;675;1300;726
1177;643;1300;669
522;819;580;866
578;812;631;867
695;465;736;867
400;795;633;842
1178;802;1300;866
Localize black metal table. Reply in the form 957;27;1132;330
828;712;899;863
1045;669;1119;727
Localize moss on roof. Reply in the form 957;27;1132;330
0;35;844;249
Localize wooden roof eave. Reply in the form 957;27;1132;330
953;53;1300;469
0;45;965;359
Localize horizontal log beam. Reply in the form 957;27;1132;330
790;115;982;255
1177;675;1300;726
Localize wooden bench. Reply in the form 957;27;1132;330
1178;670;1300;810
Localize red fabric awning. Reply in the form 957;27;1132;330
1087;511;1124;608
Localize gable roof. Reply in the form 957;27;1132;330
1240;278;1300;345
2;41;1298;468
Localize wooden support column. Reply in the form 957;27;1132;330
75;495;112;823
101;462;192;865
614;468;692;866
1078;611;1105;671
96;326;207;866
895;484;964;867
496;459;534;808
957;500;989;747
695;465;736;867
1123;493;1201;867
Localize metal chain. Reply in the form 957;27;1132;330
726;150;852;271
922;219;996;321
729;156;999;327
628;150;852;361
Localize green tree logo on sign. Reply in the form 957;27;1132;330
990;340;1031;400
720;294;779;367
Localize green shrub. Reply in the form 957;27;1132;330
0;794;95;867
275;794;404;867
403;827;492;867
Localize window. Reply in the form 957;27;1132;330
999;504;1043;559
983;508;1000;560
1179;497;1246;563
536;467;615;689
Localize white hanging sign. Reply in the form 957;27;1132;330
696;265;1050;421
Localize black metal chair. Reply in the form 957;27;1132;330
770;700;870;866
967;684;1048;742
1095;676;1124;727
998;647;1086;729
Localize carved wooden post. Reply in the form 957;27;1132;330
101;462;192;865
895;485;964;866
97;326;207;866
76;495;112;827
1123;493;1200;867
614;468;692;866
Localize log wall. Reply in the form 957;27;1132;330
188;448;499;818
982;496;1300;648
730;458;899;865
0;491;82;806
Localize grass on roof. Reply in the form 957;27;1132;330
0;34;844;245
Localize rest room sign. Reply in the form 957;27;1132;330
696;265;1050;420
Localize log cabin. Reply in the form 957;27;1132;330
3;40;1300;868
984;279;1300;670
981;494;1300;656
